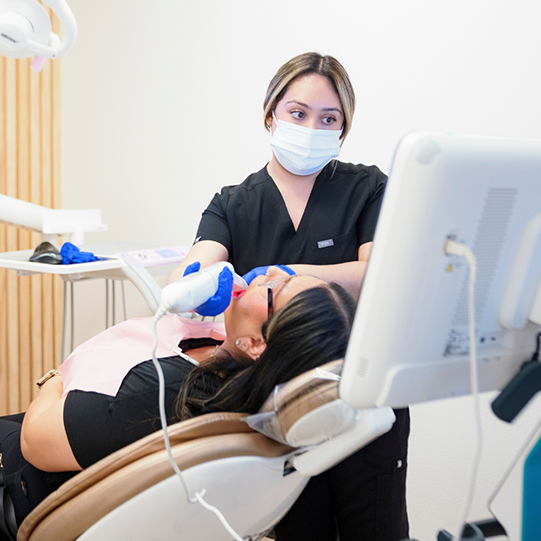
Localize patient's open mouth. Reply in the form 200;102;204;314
233;290;246;298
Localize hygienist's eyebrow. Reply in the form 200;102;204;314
285;100;311;109
321;106;343;114
285;100;343;115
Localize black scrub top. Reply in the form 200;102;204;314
195;160;387;275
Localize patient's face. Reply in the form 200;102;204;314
224;267;325;340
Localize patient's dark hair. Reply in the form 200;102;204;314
176;283;356;420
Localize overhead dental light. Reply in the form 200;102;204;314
0;0;76;72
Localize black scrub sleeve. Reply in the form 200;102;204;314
63;358;214;470
194;187;232;252
63;391;117;469
356;166;387;247
63;359;182;469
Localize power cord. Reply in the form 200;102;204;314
444;239;482;541
151;314;245;541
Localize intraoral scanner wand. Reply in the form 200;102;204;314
156;261;247;317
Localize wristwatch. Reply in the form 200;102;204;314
36;369;61;388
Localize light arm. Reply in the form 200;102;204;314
42;0;77;57
0;194;45;232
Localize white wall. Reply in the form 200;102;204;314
61;1;541;539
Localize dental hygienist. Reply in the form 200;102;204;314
169;53;381;301
169;52;410;541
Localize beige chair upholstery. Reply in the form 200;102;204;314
18;360;344;541
18;413;291;541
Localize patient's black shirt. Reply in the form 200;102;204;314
0;357;222;525
64;357;222;469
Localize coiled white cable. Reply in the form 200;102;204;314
444;240;483;541
195;491;246;541
151;315;195;501
151;314;244;541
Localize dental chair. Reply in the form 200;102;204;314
17;360;395;541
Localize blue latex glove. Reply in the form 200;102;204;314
60;242;101;264
183;261;201;275
183;261;234;316
242;265;295;285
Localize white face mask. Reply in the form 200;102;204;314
270;114;342;176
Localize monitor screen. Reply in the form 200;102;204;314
340;132;541;409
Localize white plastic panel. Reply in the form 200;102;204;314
341;132;541;409
78;454;308;541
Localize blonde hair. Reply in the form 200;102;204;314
263;52;356;140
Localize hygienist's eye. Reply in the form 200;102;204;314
291;110;305;120
322;116;336;125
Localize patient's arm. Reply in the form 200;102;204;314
288;242;373;301
167;240;229;284
21;374;82;472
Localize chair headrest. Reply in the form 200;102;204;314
245;359;357;446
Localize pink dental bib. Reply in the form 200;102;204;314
58;315;226;397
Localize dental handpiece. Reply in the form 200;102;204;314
156;262;247;318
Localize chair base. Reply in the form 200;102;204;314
78;453;308;541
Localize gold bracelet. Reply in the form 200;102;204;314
36;369;61;388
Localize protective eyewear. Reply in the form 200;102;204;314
258;275;295;319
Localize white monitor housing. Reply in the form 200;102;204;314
340;132;541;409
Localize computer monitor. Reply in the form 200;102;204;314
340;132;541;409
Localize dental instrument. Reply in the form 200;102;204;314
0;0;76;71
156;261;247;318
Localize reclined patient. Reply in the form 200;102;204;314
0;267;355;537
